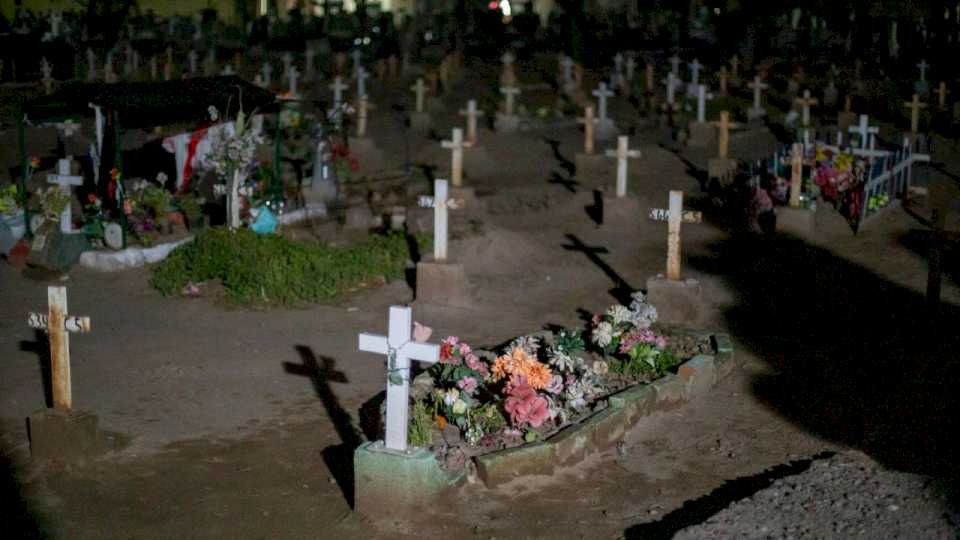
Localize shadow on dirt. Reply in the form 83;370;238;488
562;233;634;305
285;346;362;508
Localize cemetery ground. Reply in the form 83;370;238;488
3;70;960;537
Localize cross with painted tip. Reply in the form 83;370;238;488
578;106;596;154
649;191;703;281
794;89;819;126
605;136;640;198
358;306;440;452
459;99;484;144
28;286;91;411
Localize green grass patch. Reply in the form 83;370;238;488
150;227;425;305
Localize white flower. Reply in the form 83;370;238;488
510;335;539;354
443;388;459;406
208;105;219;122
592;360;609;375
630;304;658;329
452;399;467;415
593;322;614;347
548;349;575;371
156;172;168;183
606;305;631;326
629;291;646;308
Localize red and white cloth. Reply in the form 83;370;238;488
162;121;236;191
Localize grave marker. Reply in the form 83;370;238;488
27;286;91;410
794;90;818;126
459;99;484;144
577;106;596;154
500;85;520;116
355;66;370;99
605;136;640;197
789;143;803;207
904;93;926;133
47;159;83;233
848;114;878;149
695;84;714;123
417;179;464;262
260;63;272;88
748;76;769;119
358;306;440;452
592;82;615;132
649;191;702;281
411;78;427;113
441;128;471;187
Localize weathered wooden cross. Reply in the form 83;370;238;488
592;82;615;126
916;59;930;82
356;96;370;138
904;93;926;134
47;159;83;233
500;85;520;116
358;306;440;452
695;84;714;123
577;105;596;154
410;77;427;113
459;99;484;144
28;286;91;410
712;111;739;159
848;114;878;149
649;191;703;281
795;89;819;127
441;127;472;188
748;76;768;113
935;82;950;108
287;66;301;96
605;135;640;197
418;179;464;262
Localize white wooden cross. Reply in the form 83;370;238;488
664;72;678;106
41;58;54;94
417;179;464;261
688;58;703;87
500;85;520;116
904;93;926;133
355;66;369;99
560;55;574;88
358;306;440;452
411;77;427;113
260;62;272;88
28;286;91;411
287;66;301;96
329;76;348;106
669;54;681;76
442;128;472;188
592;82;614;125
848;114;878;149
578;105;596;154
47;159;83;233
748;76;768;114
917;59;930;82
695;84;714;123
605;135;640;197
649;191;702;281
794;90;819;127
459;99;484;144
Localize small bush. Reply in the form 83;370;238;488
151;227;423;305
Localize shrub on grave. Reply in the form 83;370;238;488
151;227;422;304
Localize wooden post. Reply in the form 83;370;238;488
717;111;730;159
789;143;803;208
904;93;926;134
649;192;703;281
578;106;595;154
27;286;91;410
935;82;949;108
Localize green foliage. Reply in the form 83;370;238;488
151;227;422;305
408;400;433;448
176;192;204;221
142;185;173;226
610;346;683;380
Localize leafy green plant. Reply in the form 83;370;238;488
609;346;682;379
408;400;433;448
176;192;205;222
142;185;173;226
151;227;425;305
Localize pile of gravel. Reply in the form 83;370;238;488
673;451;957;539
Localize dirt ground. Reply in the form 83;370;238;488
2;60;959;539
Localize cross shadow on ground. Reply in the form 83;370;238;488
561;233;635;305
18;330;52;408
630;230;960;534
543;137;576;177
284;346;362;508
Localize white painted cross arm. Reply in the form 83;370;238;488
28;312;91;333
649;208;702;222
418;195;464;210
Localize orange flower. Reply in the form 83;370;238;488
110;168;121;181
492;347;552;390
29;156;40;168
435;415;447;429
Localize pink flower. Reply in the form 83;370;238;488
440;336;461;364
465;354;488;377
503;379;550;428
458;342;472;356
457;376;478;393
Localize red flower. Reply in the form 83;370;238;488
87;193;98;203
110;168;121;181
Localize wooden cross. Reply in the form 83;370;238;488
500;85;520;116
427;71;440;95
287;66;301;96
916;59;930;82
695;84;714;123
410;77;427;113
417;179;464;262
578;106;596;154
935;82;950;108
848;114;878;149
605;135;640;197
329;76;348;106
719;66;728;96
794;90;819;127
748;76;768;111
358;306;440;452
649;191;702;281
439;57;450;90
354;66;369;99
281;51;293;77
789;143;803;208
47;159;83;233
592;82;614;125
459;99;484;144
441;128;472;188
28;286;91;410
356;96;370;138
712;111;739;159
904;93;926;134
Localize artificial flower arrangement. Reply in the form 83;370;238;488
0;185;22;214
410;292;682;456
